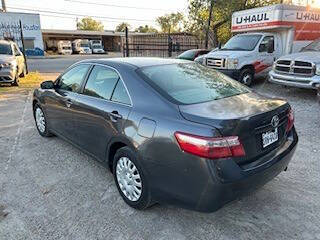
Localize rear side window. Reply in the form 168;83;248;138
58;64;90;92
139;63;249;105
83;65;119;100
111;80;131;105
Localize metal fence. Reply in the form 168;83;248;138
123;33;203;58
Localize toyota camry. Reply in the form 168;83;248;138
32;58;298;212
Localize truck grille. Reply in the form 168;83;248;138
275;60;314;77
206;58;225;69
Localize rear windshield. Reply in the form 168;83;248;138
138;63;249;105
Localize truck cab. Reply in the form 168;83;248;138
201;4;320;86
269;38;320;90
57;41;72;55
202;32;281;85
90;40;105;54
72;39;92;54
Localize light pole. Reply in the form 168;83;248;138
205;0;214;49
1;0;6;12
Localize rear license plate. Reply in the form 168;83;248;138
262;128;278;148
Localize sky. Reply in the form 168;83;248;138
5;0;188;31
4;0;320;31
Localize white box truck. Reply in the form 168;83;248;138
57;41;72;55
90;40;105;54
72;39;92;54
200;4;320;86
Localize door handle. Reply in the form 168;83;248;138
109;111;122;122
65;99;73;108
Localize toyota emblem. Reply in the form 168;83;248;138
271;115;280;128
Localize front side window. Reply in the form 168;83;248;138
259;36;274;52
139;63;249;105
222;34;262;51
0;43;13;55
58;64;90;92
83;65;119;100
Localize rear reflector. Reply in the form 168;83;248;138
286;107;294;132
174;132;245;160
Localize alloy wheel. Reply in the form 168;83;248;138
35;107;46;133
116;157;142;202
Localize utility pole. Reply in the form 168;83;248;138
1;0;6;12
205;0;214;49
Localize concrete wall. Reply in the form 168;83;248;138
0;12;44;56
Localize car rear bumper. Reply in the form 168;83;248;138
149;128;298;212
269;70;320;89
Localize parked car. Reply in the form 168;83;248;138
269;38;320;91
202;4;320;86
177;49;210;61
0;40;27;86
32;58;298;212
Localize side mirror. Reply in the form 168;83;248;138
267;39;274;53
40;80;55;89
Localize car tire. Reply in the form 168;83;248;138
33;104;53;137
239;68;254;86
113;146;153;210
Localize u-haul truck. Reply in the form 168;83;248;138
201;4;320;86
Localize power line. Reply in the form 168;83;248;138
64;0;176;12
7;6;156;22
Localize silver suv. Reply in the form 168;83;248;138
0;40;27;86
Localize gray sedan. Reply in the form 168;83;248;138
32;58;298;212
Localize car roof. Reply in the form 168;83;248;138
80;57;191;68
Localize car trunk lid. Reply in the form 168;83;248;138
178;92;290;165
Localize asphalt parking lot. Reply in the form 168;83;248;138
0;72;320;239
27;53;122;73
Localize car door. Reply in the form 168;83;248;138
44;64;91;141
256;35;275;77
72;65;132;161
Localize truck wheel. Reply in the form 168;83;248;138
239;68;254;86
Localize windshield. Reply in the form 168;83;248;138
301;39;320;52
222;34;262;51
62;46;71;50
92;45;102;49
80;43;89;48
0;43;12;55
139;63;249;105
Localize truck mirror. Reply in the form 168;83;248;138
267;39;274;53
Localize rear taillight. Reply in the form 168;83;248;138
174;132;245;160
286;107;294;132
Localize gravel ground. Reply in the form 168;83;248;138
0;80;319;240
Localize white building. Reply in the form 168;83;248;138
0;12;44;56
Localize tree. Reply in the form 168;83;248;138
186;0;282;46
77;17;104;31
156;12;184;33
135;25;158;33
115;22;131;32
